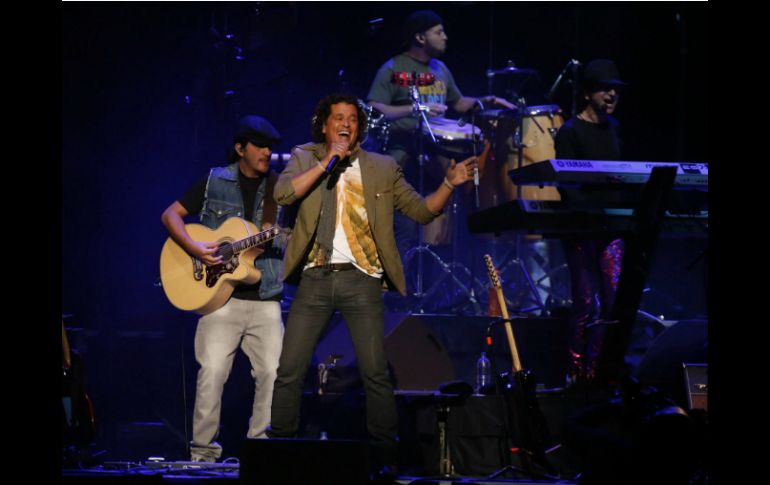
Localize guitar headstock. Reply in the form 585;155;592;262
483;254;502;289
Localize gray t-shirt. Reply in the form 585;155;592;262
367;53;463;141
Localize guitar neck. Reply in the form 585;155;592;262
494;286;523;373
227;227;279;255
484;254;523;373
62;320;72;370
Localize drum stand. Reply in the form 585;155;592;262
403;85;483;314
486;240;571;314
485;96;556;315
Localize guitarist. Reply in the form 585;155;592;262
161;115;287;462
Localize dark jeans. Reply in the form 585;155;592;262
269;267;398;462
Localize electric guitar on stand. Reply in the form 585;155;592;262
483;254;556;477
159;217;280;315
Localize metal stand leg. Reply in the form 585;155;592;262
404;182;487;314
404;244;486;314
486;234;571;315
436;400;454;476
401;105;485;313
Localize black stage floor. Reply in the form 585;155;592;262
62;461;580;485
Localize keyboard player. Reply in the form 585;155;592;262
554;59;628;389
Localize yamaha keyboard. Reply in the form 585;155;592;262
510;159;708;190
468;199;707;237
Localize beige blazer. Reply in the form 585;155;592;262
274;142;438;295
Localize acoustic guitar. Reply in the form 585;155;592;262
159;217;280;314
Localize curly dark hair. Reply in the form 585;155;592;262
310;93;368;144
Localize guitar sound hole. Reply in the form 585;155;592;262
216;242;234;261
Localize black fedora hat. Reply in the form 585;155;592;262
581;59;627;88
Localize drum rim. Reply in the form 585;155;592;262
422;116;483;140
524;104;563;116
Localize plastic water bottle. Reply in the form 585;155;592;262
476;352;491;393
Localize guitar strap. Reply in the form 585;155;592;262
261;170;278;227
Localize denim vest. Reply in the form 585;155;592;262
200;163;284;299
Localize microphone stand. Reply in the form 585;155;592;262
411;84;436;145
471;99;484;210
570;61;580;118
407;82;435;305
512;96;527;198
546;60;572;102
546;60;580;117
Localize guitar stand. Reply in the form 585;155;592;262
484;318;561;480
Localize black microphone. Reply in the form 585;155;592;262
323;155;341;173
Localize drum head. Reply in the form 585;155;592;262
423;117;484;160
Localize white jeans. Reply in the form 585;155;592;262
189;298;284;461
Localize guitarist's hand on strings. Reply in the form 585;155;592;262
162;202;223;266
189;241;223;266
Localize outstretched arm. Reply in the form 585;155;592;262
424;155;478;213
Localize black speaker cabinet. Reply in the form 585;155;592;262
384;315;456;391
637;319;707;408
239;438;369;484
313;312;568;392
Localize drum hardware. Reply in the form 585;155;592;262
389;71;439;304
472;65;566;315
485;240;571;315
357;99;390;153
484;95;554;316
435;101;487;315
389;72;481;313
486;61;539;113
486;65;538;78
452;100;486;315
519;111;557;140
